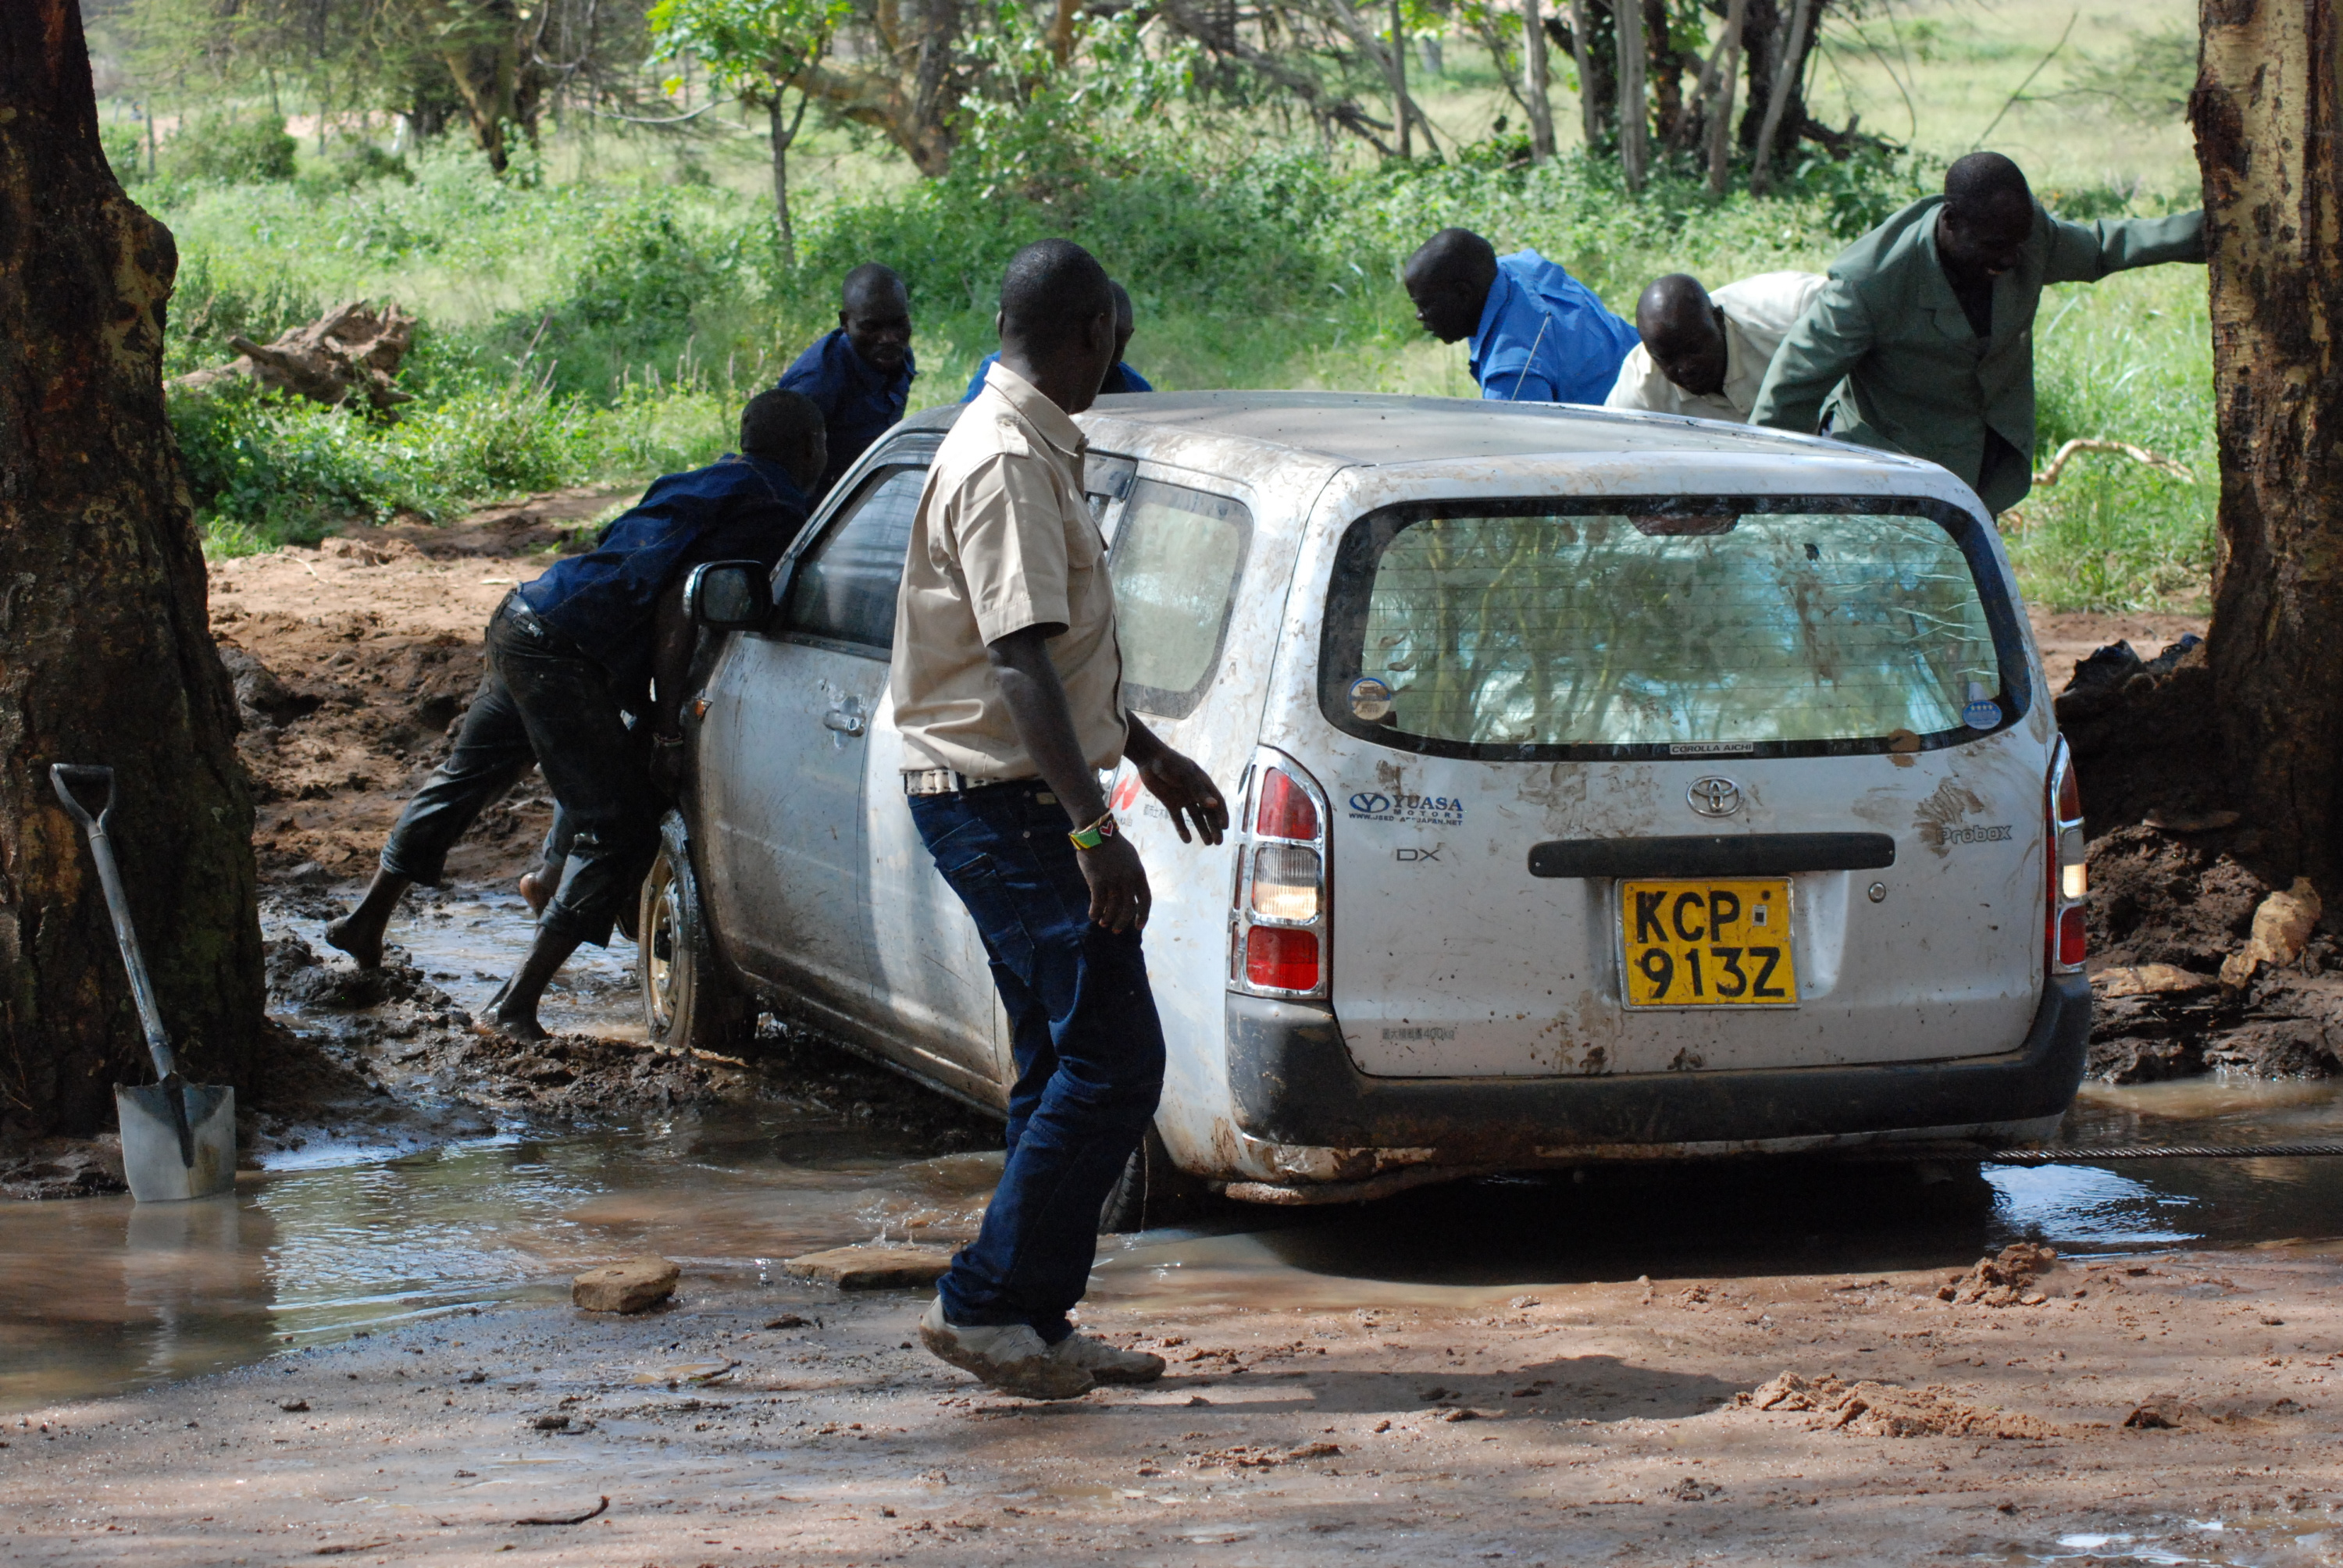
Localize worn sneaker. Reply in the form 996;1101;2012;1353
1047;1333;1166;1386
918;1297;1094;1401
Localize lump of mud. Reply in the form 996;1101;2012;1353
217;643;320;732
266;933;460;1017
0;1140;127;1200
2058;636;2218;839
2122;1393;2225;1431
1741;1371;2062;1439
2088;825;2266;971
1937;1242;2057;1306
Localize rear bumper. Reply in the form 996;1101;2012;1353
1225;972;2092;1159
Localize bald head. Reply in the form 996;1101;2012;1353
839;263;911;373
1403;228;1500;343
1632;274;1731;397
1937;152;2035;282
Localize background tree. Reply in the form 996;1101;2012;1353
0;0;264;1138
2194;0;2343;889
647;0;852;263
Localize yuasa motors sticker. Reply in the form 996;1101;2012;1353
1346;789;1465;827
1347;675;1394;721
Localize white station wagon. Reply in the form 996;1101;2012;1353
642;392;2092;1226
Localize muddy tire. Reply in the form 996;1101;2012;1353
639;813;756;1053
1098;1125;1215;1234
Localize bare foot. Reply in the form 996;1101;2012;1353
518;870;555;918
323;913;385;971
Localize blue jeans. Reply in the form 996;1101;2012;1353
911;782;1166;1342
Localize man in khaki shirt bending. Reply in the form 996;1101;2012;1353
890;238;1227;1401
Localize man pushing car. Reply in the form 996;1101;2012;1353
890;238;1229;1400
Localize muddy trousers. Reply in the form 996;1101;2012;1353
487;599;662;949
378;666;570;889
910;780;1167;1342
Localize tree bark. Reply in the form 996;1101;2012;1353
1747;0;1812;193
0;0;264;1138
2195;0;2343;890
1705;0;1748;194
1615;0;1648;191
1521;0;1557;162
1564;0;1614;151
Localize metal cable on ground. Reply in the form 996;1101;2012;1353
1977;1142;2343;1164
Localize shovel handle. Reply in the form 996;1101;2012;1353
49;764;177;1082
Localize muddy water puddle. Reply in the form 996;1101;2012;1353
20;881;2343;1417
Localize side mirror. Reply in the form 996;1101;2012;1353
684;561;771;631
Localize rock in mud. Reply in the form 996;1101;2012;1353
1938;1243;2057;1306
783;1244;956;1290
572;1256;681;1313
2123;1393;2224;1431
1741;1371;2062;1439
2220;878;2324;987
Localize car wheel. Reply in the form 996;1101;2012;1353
1098;1125;1215;1234
638;811;756;1053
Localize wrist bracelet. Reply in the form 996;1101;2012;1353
1068;811;1119;851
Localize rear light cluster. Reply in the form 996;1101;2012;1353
2047;737;2087;972
1229;750;1332;998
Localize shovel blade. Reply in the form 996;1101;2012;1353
116;1081;237;1202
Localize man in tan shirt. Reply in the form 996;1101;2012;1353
1604;271;1826;422
890;239;1227;1401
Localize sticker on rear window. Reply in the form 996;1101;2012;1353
1347;675;1394;721
1963;681;2002;730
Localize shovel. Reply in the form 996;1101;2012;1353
50;764;237;1203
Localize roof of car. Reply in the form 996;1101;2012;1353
907;390;1910;469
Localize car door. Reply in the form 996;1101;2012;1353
694;451;933;1025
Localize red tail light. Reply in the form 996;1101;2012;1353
2046;738;2087;974
1256;768;1321;840
1244;926;1320;991
1230;751;1332;999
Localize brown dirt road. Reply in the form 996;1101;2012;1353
4;1245;2340;1565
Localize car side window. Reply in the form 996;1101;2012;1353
1110;477;1252;718
783;465;927;655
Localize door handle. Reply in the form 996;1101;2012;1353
822;709;866;737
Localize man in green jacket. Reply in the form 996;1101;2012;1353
1748;151;2204;514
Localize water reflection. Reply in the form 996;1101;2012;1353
12;1072;2343;1413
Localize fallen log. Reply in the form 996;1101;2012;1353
171;299;415;415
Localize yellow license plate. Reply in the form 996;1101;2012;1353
1620;878;1798;1007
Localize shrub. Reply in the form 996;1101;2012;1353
163;114;299;185
102;123;148;184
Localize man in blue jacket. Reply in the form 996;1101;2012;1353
777;263;915;500
327;391;825;1039
1402;228;1638;404
964;280;1153;401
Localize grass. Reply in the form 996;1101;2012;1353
123;16;2215;612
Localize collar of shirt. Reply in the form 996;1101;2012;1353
1465;265;1521;380
829;328;917;395
979;358;1087;465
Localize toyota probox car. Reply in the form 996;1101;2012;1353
640;392;2090;1227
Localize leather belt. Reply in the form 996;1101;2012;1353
902;769;1053;801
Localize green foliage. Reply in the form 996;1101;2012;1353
647;0;852;96
2060;27;2197;127
162;113;299;184
102;123;148;184
292;137;415;199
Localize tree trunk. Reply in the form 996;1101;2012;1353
1644;0;1693;149
1739;0;1821;164
1564;0;1614;151
2195;0;2343;890
1615;0;1648;191
1521;0;1557;162
1747;0;1812;193
0;0;264;1139
1705;0;1748;194
1389;0;1411;157
768;93;806;269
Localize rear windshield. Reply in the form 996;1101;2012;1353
1319;497;2026;761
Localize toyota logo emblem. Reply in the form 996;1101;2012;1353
1687;776;1742;818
